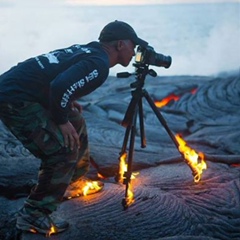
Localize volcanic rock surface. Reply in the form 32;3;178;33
0;71;240;240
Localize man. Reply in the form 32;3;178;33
0;20;148;235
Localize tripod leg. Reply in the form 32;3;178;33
138;97;146;148
120;126;131;154
126;112;137;182
143;89;179;148
121;89;142;128
122;110;138;210
116;93;140;182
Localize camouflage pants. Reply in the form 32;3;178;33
0;101;89;214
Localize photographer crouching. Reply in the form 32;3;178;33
0;20;149;235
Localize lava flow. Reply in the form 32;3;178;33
155;88;197;108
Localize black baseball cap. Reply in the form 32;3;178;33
98;20;148;47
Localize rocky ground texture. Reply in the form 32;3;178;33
0;71;240;240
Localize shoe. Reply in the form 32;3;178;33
63;177;104;200
16;208;69;235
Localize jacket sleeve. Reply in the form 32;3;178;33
49;57;109;124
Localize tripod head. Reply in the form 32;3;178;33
117;62;157;89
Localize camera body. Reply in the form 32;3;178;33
135;46;172;69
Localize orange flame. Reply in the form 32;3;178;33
119;153;138;182
97;173;105;179
119;153;128;183
82;181;102;196
46;224;57;237
66;180;102;200
125;184;135;206
29;224;57;237
119;153;138;207
175;134;207;182
29;228;37;234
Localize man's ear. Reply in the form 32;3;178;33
116;40;124;51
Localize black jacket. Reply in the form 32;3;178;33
0;41;109;124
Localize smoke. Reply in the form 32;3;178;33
0;1;239;76
163;22;239;76
151;2;240;77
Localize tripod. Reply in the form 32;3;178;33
116;63;181;210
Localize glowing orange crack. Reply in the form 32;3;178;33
155;88;198;108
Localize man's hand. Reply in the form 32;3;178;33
59;121;80;150
71;101;82;113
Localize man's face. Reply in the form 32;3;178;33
117;40;136;67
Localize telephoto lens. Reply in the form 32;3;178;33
153;53;172;68
147;46;172;68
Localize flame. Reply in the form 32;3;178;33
97;173;105;179
29;224;57;237
46;224;57;237
29;228;37;234
66;180;103;200
119;153;127;183
175;134;207;182
125;184;135;206
82;181;102;196
119;153;139;207
119;153;138;183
